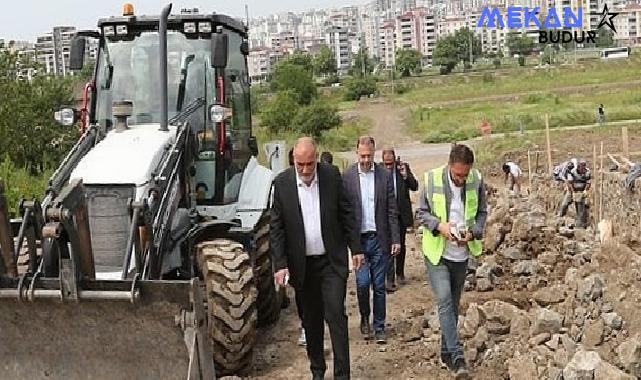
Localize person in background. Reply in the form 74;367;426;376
381;148;418;291
502;161;522;196
342;136;400;344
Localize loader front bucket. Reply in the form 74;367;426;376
0;278;214;380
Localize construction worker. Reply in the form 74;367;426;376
559;158;591;228
416;144;487;378
502;161;522;195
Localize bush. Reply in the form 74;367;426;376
439;65;452;75
0;158;50;217
394;83;410;95
493;58;501;69
343;77;377;101
321;120;370;152
291;101;341;138
323;74;340;86
259;90;299;133
518;56;526;66
482;73;495;83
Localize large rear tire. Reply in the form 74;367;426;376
254;214;284;326
197;239;257;376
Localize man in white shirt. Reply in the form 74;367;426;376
502;161;522;195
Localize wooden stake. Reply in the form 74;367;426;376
593;144;597;228
545;114;552;173
527;150;532;190
599;142;604;221
622;126;629;159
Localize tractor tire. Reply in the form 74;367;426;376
254;214;284;327
197;239;257;376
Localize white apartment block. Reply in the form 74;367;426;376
380;21;397;67
35;26;76;76
248;47;272;83
326;26;352;74
613;4;641;46
395;8;437;66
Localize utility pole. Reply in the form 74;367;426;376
469;31;473;67
245;4;249;29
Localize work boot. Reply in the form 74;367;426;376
440;352;452;370
398;275;407;286
360;318;371;339
386;282;397;293
374;330;387;344
452;357;470;379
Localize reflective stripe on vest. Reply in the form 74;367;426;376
422;166;483;265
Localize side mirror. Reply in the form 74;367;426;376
248;136;258;156
70;37;86;71
54;108;79;126
211;34;228;69
209;104;232;123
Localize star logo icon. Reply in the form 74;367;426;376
597;4;619;33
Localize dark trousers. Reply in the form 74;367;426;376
387;223;407;282
302;254;350;379
356;234;389;333
294;287;304;327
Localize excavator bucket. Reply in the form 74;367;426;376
0;278;215;380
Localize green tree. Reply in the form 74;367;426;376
284;51;313;72
350;47;374;78
506;32;534;65
313;44;337;76
343;77;377;101
395;48;422;77
269;62;317;105
596;29;615;48
259;90;300;133
0;49;77;174
291;100;341;138
433;35;459;74
453;27;482;63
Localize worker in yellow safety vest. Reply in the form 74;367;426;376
416;143;488;379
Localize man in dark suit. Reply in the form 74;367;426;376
342;136;400;344
382;148;418;291
271;137;363;380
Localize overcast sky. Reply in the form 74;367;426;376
1;0;369;41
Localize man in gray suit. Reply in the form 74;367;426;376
343;136;400;344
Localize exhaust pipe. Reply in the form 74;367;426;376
159;3;172;132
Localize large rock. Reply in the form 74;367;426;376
531;308;563;336
500;245;529;260
617;335;641;377
485;223;505;252
460;303;486;338
512;260;540;276
582;319;605;347
533;285;567;306
577;274;605;302
595;361;636;380
507;353;538;380
563;350;602;380
511;211;546;241
602;312;623;330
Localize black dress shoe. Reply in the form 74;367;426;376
360;318;371;339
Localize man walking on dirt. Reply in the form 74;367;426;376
417;143;487;379
381;148;418;292
343;136;400;344
271;137;364;380
502;161;522;196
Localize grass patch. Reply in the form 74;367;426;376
409;87;641;143
0;158;50;217
396;55;641;105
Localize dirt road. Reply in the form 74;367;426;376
249;100;462;379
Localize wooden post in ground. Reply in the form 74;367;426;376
622;126;629;159
545;114;553;173
535;151;540;173
593;144;597;228
527;150;532;190
599;142;604;222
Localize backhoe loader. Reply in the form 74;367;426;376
0;3;288;378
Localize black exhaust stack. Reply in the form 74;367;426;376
159;3;172;132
